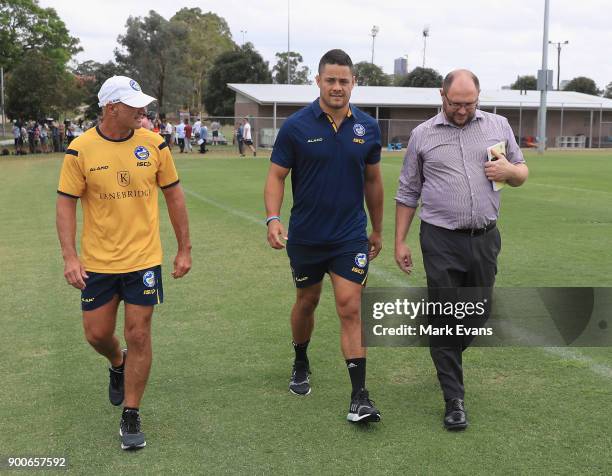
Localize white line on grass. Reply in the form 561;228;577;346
183;186;612;381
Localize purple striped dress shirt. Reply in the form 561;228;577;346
395;110;525;230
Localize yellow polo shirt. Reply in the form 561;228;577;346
58;127;179;273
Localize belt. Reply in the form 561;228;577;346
453;222;497;236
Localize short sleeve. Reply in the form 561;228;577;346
270;121;294;169
366;120;382;165
57;148;86;198
157;142;179;188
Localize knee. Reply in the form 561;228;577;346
84;327;113;348
336;298;360;322
295;293;320;315
124;326;151;348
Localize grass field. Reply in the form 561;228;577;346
1;146;611;474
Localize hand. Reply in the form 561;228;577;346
484;150;514;182
63;255;88;290
267;220;287;249
368;231;383;261
395;242;414;275
172;249;192;278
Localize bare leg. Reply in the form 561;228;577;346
291;282;323;344
329;272;365;359
123;303;154;408
82;295;123;367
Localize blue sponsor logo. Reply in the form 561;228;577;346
354;253;368;268
353;123;366;137
134;146;150;160
143;270;156;288
129;80;141;91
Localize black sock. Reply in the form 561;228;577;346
346;358;366;397
293;340;310;364
123;407;139;415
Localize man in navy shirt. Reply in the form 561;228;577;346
264;49;384;423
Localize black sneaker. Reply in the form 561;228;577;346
347;388;381;423
289;360;311;396
119;410;146;450
109;349;127;406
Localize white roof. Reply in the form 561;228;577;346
228;84;612;110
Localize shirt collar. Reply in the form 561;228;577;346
311;98;354;121
435;108;484;127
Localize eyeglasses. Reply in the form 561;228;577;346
444;94;479;110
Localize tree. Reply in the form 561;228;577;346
353;62;390;86
510;75;537;90
204;43;272;117
563;76;601;96
170;8;235;112
6;50;82;119
115;10;188;113
74;60;124;119
604;82;612;99
397;67;442;88
272;51;311;85
0;0;81;71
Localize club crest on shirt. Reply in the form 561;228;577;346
353;123;366;137
129;80;142;91
134;146;150;160
143;270;156;288
354;253;368;268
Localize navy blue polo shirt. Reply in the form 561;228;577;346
271;99;381;246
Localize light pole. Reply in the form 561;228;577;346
537;0;550;154
422;26;430;68
240;30;247;46
548;40;568;90
370;25;379;64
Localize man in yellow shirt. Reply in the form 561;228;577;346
56;76;192;450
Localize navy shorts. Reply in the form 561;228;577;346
286;240;369;288
81;265;164;311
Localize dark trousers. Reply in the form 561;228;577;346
178;138;185;152
420;221;501;401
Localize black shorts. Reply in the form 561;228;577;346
81;265;164;311
212;130;219;137
243;139;253;145
286;240;369;288
15;138;23;146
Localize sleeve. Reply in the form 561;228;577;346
504;117;525;165
366;120;382;165
395;130;423;208
270;121;294;169
57;148;86;198
156;141;180;189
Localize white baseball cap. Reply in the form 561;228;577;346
98;76;156;108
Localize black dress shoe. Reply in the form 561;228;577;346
444;398;468;431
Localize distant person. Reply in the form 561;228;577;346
184;119;192;153
235;122;244;156
394;69;529;431
40;123;49;153
13;121;23;155
56;75;192;450
193;117;201;141
242;117;256;157
51;121;61;152
199;123;208;154
176;120;186;153
164;121;173;149
210;120;220;145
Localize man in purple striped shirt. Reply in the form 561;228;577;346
394;69;528;431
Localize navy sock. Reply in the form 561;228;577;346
346;358;366;397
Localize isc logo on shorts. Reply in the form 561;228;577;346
143;289;156;295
